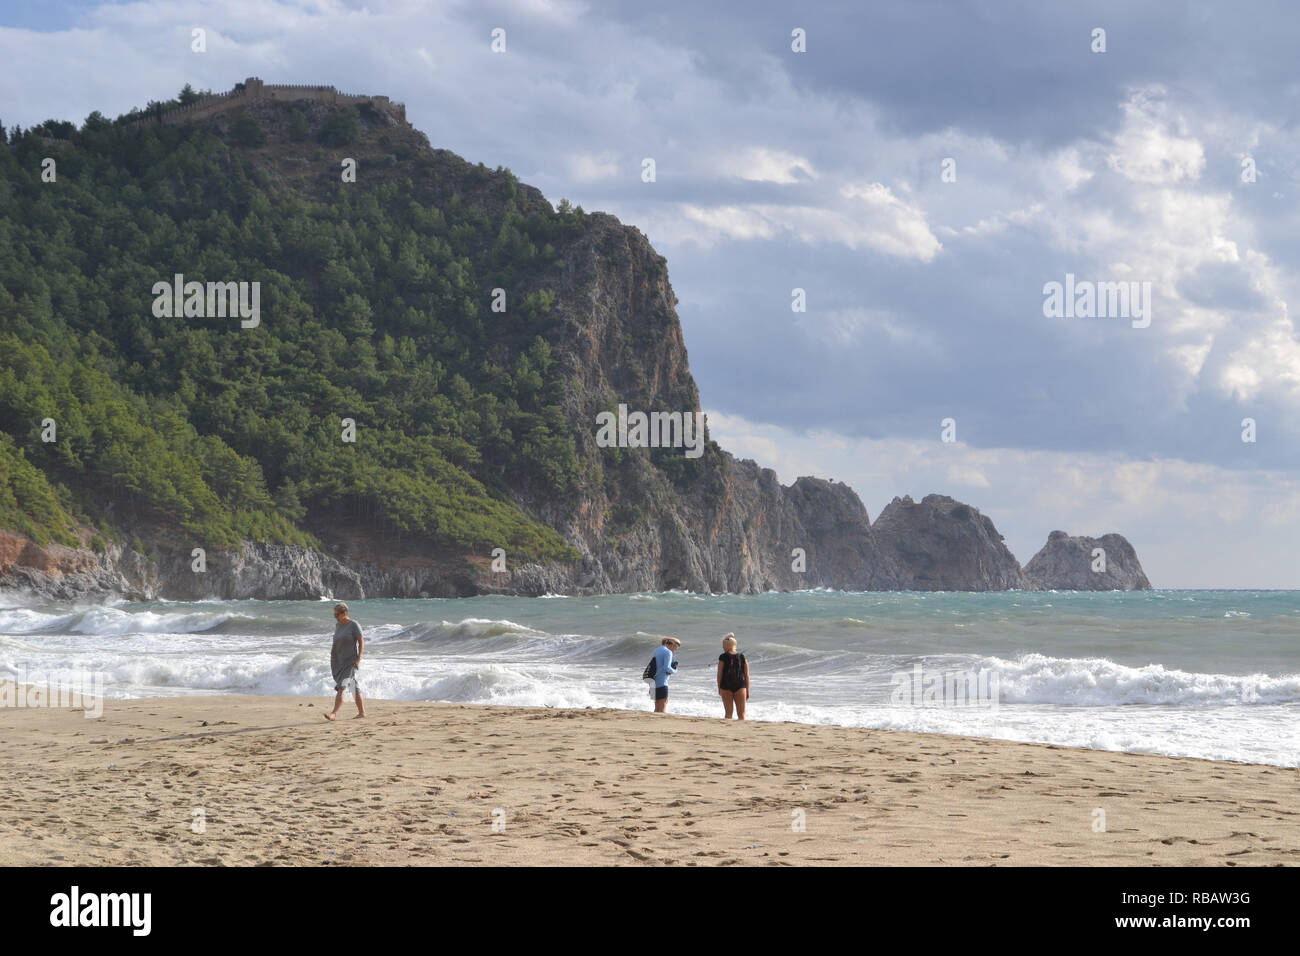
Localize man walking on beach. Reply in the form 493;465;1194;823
652;637;680;713
325;602;366;720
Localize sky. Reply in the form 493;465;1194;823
2;0;1298;587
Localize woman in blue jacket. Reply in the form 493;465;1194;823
652;637;680;713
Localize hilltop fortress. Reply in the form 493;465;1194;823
146;76;407;126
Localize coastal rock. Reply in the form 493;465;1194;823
872;495;1027;591
784;476;904;589
0;533;157;601
1;534;488;602
157;542;364;601
1024;531;1152;590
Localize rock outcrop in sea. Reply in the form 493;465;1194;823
1023;531;1152;591
871;495;1028;591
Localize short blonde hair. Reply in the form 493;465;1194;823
722;633;737;649
333;602;349;616
662;637;681;648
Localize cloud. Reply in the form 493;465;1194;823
946;464;991;488
1053;147;1094;193
1106;88;1206;185
679;204;777;242
566;151;621;182
1220;315;1300;401
672;183;940;260
837;183;942;259
719;147;816;184
798;308;940;351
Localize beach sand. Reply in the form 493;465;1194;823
0;689;1295;866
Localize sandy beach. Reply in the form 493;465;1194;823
0;688;1296;866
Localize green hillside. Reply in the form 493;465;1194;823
0;93;583;560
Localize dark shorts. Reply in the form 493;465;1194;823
654;685;669;700
720;683;747;694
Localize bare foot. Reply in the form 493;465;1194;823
323;712;337;721
353;713;367;719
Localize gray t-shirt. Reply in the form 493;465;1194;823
331;619;362;681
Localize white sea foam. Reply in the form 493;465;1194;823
0;608;82;633
69;606;238;635
0;605;252;636
443;617;544;637
985;653;1300;706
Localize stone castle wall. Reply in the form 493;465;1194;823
137;77;406;127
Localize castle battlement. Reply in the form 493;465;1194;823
129;77;406;127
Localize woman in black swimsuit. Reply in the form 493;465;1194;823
716;633;751;720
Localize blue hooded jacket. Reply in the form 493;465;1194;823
652;644;677;688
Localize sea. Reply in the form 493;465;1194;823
2;589;1297;767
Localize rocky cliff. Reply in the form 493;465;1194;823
505;211;904;595
1023;531;1152;591
872;495;1028;591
